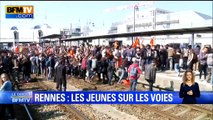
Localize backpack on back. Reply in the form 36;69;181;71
130;67;138;77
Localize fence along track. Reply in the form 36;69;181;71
36;79;89;120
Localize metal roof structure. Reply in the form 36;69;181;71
62;26;213;42
40;34;61;39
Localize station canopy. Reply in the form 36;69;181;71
62;26;213;42
40;34;61;39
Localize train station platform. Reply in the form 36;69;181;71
138;71;213;91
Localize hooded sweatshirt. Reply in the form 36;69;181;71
128;63;142;80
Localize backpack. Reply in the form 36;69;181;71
130;66;138;77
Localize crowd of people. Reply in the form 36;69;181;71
0;42;212;91
0;42;212;118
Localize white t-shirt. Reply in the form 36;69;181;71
102;49;106;57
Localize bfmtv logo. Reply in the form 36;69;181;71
6;6;34;19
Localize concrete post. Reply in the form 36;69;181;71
189;33;194;49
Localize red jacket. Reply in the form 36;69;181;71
128;63;142;80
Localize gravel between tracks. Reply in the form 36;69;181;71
194;104;213;111
19;81;84;120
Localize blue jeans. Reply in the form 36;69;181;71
48;67;52;79
146;58;152;65
118;68;124;83
31;64;36;74
168;57;173;70
89;69;95;79
174;63;180;75
141;59;146;71
108;72;113;85
130;80;137;91
40;63;45;75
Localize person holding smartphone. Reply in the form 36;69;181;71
179;69;200;104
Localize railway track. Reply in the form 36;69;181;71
10;72;34;120
36;78;89;120
146;104;213;120
93;79;213;120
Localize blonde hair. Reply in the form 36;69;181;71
182;69;195;85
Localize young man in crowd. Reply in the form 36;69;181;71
55;57;67;91
128;57;142;91
144;60;157;91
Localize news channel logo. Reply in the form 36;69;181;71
5;5;34;19
11;92;32;103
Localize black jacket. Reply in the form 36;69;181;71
55;64;66;83
144;64;157;83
